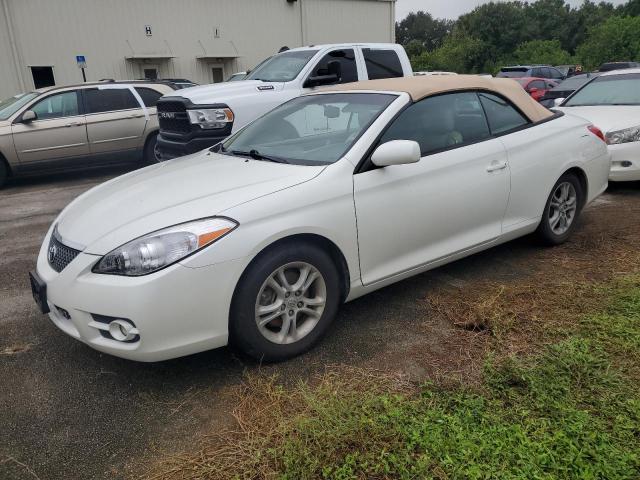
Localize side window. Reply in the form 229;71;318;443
530;80;546;90
30;91;80;120
84;88;140;114
362;48;403;80
134;87;163;107
379;92;491;155
478;92;529;135
550;68;563;79
310;49;358;84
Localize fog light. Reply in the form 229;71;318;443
108;319;138;342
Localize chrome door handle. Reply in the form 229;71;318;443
486;161;508;172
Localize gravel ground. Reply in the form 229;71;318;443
1;168;638;480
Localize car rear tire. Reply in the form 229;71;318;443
229;242;341;362
536;173;584;245
143;133;162;164
0;159;8;189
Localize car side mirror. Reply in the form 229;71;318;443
371;140;421;167
553;98;565;107
21;110;37;123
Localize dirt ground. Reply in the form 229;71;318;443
1;168;639;480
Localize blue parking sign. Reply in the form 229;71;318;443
76;55;86;68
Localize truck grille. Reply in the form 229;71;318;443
48;230;81;273
157;100;191;134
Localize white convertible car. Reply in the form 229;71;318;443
30;76;610;362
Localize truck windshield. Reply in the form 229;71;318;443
246;50;318;83
221;93;397;165
564;73;640;106
0;92;38;120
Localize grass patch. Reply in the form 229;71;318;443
147;277;640;480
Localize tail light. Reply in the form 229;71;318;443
587;125;606;143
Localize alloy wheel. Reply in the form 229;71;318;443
254;262;327;345
548;181;577;235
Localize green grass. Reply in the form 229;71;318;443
271;278;640;479
150;277;640;480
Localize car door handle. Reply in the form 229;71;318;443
64;122;81;127
128;113;144;118
486;161;508;172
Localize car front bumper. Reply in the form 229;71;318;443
35;231;246;362
608;142;640;181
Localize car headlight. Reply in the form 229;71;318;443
92;217;238;276
606;125;640;145
187;108;234;129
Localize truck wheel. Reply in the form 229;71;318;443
143;133;162;164
229;242;341;362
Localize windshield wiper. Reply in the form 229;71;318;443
230;149;290;164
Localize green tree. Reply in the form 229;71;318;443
510;39;573;65
412;34;489;74
395;11;453;52
576;15;640;69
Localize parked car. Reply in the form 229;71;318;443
497;65;565;81
30;75;610;362
156;43;413;159
556;69;640;181
539;73;600;108
516;77;559;102
0;81;177;188
598;61;640;72
555;64;583;78
226;72;247;82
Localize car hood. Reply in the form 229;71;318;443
556;105;640;134
0;119;10;128
56;151;325;255
163;80;284;105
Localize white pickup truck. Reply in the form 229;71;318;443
156;43;412;159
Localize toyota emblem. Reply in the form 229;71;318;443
48;244;58;263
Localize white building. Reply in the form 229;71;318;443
0;0;396;98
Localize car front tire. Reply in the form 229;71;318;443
536;172;584;245
229;242;341;362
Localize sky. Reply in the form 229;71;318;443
395;0;629;20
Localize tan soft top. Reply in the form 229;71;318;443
324;75;553;123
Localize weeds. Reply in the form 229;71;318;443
146;276;640;480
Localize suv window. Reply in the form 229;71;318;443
362;48;403;80
84;88;140;114
134;87;163;107
379;92;491;155
548;67;563;79
478;92;529;134
31;91;80;120
311;49;358;84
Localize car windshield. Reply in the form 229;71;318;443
0;92;38;120
245;50;317;82
564;73;640;106
221;93;396;165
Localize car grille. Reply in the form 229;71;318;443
48;231;81;273
157;100;191;133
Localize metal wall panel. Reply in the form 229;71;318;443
0;0;395;98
